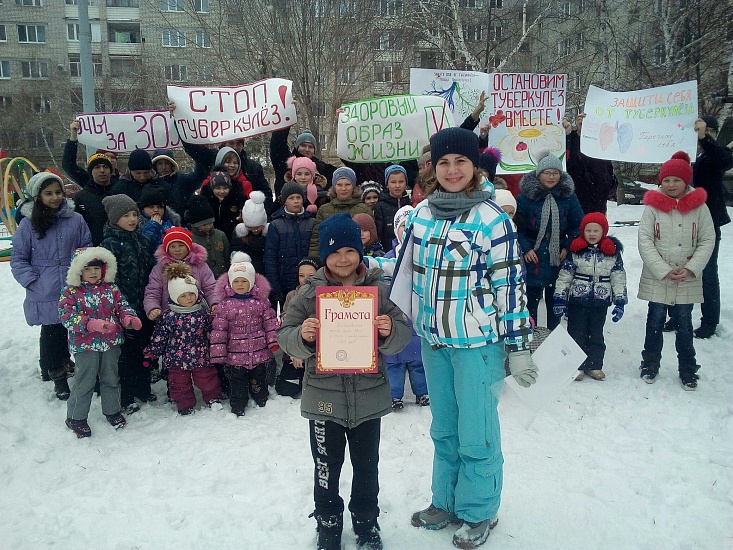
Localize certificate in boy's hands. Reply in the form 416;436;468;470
316;286;378;374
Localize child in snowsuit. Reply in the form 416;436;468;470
145;263;221;415
137;184;181;259
277;213;411;550
185;194;230;278
99;194;155;412
553;212;627;381
211;252;279;415
11;172;92;400
59;247;141;437
637;151;715;390
199;166;247;242
233;190;269;276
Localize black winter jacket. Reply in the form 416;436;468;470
264;207;315;297
373;191;410;253
73;180;113;245
693;135;733;227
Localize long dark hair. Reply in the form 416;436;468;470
30;179;63;239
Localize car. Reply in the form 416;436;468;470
615;176;652;205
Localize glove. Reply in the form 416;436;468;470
552;297;567;318
508;350;538;388
123;315;142;330
270;344;281;353
612;304;624;323
142;355;154;369
86;318;115;333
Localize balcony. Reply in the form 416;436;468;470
106;7;140;21
64;6;101;19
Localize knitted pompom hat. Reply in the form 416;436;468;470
241;190;268;227
166;262;199;304
287;155;316;178
534;148;563;176
228;251;256;290
571;212;616;255
658;151;693;185
162;227;193;256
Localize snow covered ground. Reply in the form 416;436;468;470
0;201;731;550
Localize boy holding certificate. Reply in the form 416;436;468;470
277;213;411;550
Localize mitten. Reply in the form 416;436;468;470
86;318;115;333
508;350;538;388
142;355;154;369
552;297;567;318
270;344;281;353
612;304;625;323
123;315;142;330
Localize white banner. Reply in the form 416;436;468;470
409;68;489;127
487;73;566;174
337;95;452;162
76;110;180;153
580;81;698;163
166;78;297;144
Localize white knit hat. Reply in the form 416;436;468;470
493;189;517;212
392;205;414;242
228;251;256;290
165;263;199;304
242;190;268;227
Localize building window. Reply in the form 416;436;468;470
560;0;572;19
165;64;188;81
489;55;501;69
110;57;139;77
339;0;355;17
21;60;48;79
194;0;208;12
16;0;42;5
419;51;438;69
106;0;138;6
198;66;214;82
0;25;6;42
558;37;572;57
536;21;543;38
460;0;484;7
0;96;12;110
67;22;102;42
573;70;582;89
576;31;584;51
162;30;186;48
33;96;51;114
160;0;183;11
381;0;403;16
489;0;502;7
653;43;666;65
377;32;401;51
535;54;543;72
0;60;10;79
375;64;393;82
68;54;102;77
195;30;210;48
491;25;502;40
463;24;482;42
27;131;53;149
338;67;356;85
17;24;46;43
66;1;96;4
577;0;584;12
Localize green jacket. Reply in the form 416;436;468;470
277;266;411;428
191;227;230;279
308;198;373;257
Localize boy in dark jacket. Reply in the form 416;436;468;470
185;195;230;278
277;213;411;550
73;153;115;245
373;165;410;254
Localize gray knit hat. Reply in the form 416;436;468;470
281;181;305;203
535;149;563;176
295;130;318;149
332;166;357;186
27;172;63;199
102;194;139;226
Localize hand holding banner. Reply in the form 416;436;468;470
166;78;297;144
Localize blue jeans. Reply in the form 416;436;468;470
386;360;428;399
643;302;696;366
421;340;505;523
700;226;721;329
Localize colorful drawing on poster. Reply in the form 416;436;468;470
423;81;482;121
497;121;566;172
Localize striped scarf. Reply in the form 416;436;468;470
533;193;561;266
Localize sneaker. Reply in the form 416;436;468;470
411;504;461;530
679;370;699;391
313;513;343;550
54;378;71;401
575;371;585;381
452;518;499;549
587;369;606;380
66;418;92;438
106;412;127;429
391;398;404;411
662;319;677;332
124;403;141;415
415;394;430;406
352;515;382;550
694;325;716;339
639;361;659;384
178;407;195;416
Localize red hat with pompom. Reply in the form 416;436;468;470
658;151;692;185
571;212;616;255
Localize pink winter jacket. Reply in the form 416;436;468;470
210;273;279;369
143;243;219;315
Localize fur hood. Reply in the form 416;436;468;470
154;241;208;266
215;271;271;301
66;246;117;286
519;171;575;201
19;197;76;220
643;187;707;214
570;235;623;256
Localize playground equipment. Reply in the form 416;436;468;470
0;156;40;261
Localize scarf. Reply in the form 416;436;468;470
533;192;561;266
427;190;493;220
169;302;202;314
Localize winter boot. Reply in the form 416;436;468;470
65;418;92;438
639;360;660;384
106;412;127;429
452;517;499;549
587;369;606;380
575;371;586;381
54;378;71;400
679;364;700;391
391;398;404;411
64;357;75;378
352;514;382;550
313;513;343;550
415;394;430;406
694;325;716;339
411;504;462;530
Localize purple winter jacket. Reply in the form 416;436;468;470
145;305;211;371
11;200;93;326
143;243;219;315
210;273;279;369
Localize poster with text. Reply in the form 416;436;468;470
409;68;490;128
487;73;566;174
166;78;297;144
580;82;698;163
76;110;181;153
336;95;453;162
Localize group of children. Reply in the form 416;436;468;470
11;120;717;549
